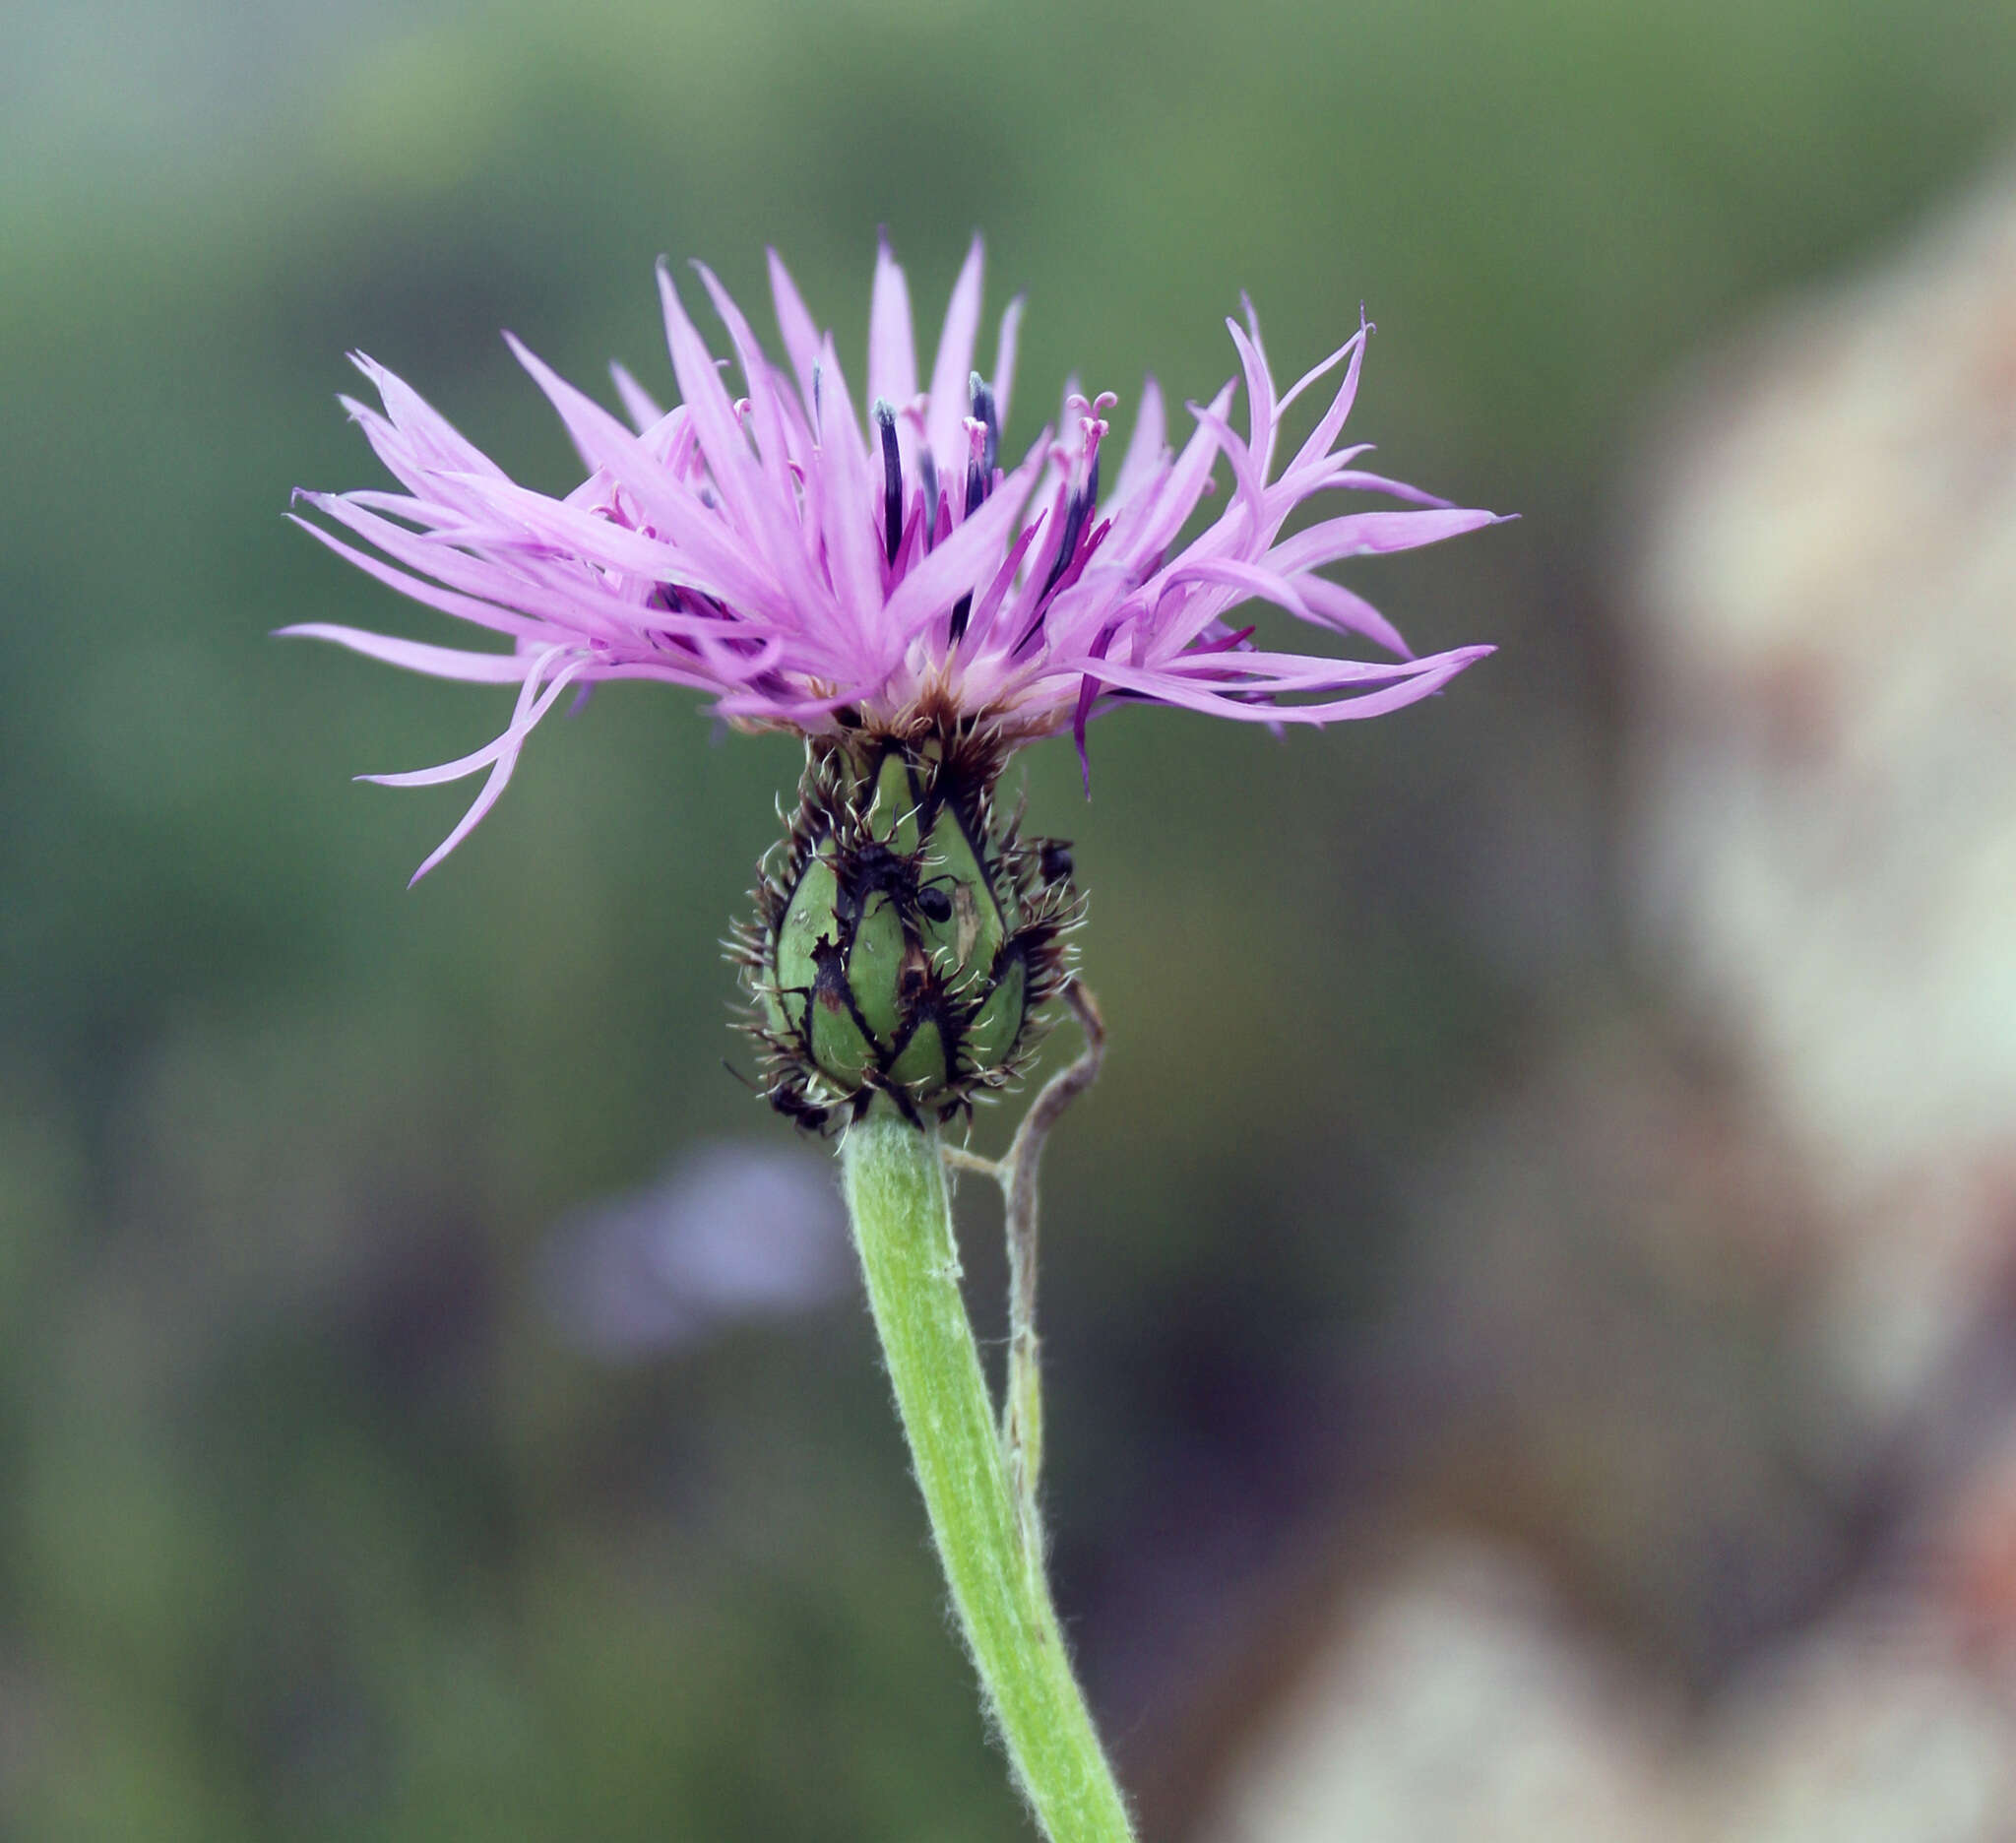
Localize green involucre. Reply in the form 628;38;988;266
737;730;1080;1130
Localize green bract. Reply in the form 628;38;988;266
737;731;1080;1129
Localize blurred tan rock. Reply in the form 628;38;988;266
1189;1540;2016;1843
1191;1544;1685;1843
1695;1594;2016;1843
1630;155;2016;1422
1190;158;2016;1843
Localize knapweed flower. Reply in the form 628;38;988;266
290;236;1500;1123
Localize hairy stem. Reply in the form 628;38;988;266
842;1105;1133;1843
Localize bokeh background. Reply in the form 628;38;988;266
8;1;2016;1837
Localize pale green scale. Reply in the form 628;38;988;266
961;955;1026;1069
918;805;1006;978
778;851;877;1090
772;854;840;1037
887;1018;948;1096
809;986;875;1090
849;890;907;1047
865;752;922;854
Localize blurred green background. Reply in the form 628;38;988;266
5;1;2014;1837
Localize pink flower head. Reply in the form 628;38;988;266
288;236;1501;880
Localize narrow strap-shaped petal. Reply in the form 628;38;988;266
695;262;796;502
360;652;578;788
991;295;1025;430
340;395;508;511
347;353;510;479
438;471;754;603
1151;645;1460;683
947;519;1042;661
766;247;826;408
654;261;771;541
1183;399;1268;545
1106;377;1166;513
1267;442;1374;501
297;492;819;661
277;623;533;682
1303;468;1454;509
925;235;985;477
1115;380;1235;567
608;361;664;434
1287;316;1369;478
499;336;792;615
1226;309;1278;477
1148;554;1316;637
1085;646;1489;722
663;266;851;641
510;333;634;479
375;654;589;883
868;232;918;413
813;331;885;637
288;512;553;643
1267;506;1503;573
1293;576;1414;659
1275;322;1365;418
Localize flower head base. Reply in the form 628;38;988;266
288;235;1499;883
733;730;1081;1130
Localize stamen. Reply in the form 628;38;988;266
810;362;824;444
966;372;999;516
873;398;903;565
1039;486;1091;604
918;448;939;547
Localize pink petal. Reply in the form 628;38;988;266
1088;646;1489;722
1267;507;1503;573
288;511;550;643
1308;468;1454;509
992;295;1024;430
1116;380;1235;567
1226;309;1277;475
1107;377;1166;513
948;519;1042;659
1293;577;1414;659
608;361;664;434
925;235;985;477
348;353;509;480
1287;318;1369;477
868;232;918;413
765;247;826;409
278;622;533;682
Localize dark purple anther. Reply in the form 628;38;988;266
1039;486;1091;604
966;373;999;517
918;448;939;547
873;399;902;565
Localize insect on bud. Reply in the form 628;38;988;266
734;730;1082;1130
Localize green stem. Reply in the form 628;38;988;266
842;1110;1135;1843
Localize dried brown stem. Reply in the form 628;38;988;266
943;982;1105;1553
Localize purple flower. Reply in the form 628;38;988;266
540;1141;849;1360
289;236;1501;880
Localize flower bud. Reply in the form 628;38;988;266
736;732;1080;1129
